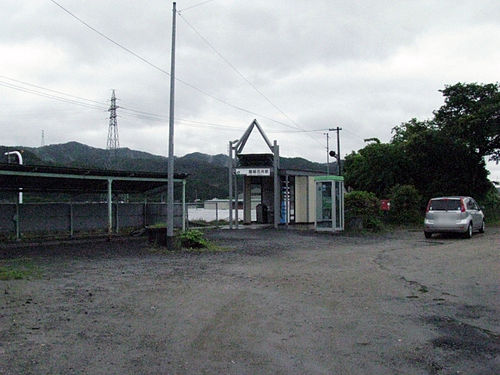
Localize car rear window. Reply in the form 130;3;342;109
429;199;461;211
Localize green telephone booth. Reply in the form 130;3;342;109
315;176;344;232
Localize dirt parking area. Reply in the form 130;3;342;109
0;227;499;374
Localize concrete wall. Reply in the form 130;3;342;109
204;200;230;210
0;202;183;237
204;200;245;210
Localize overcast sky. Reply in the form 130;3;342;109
1;0;499;180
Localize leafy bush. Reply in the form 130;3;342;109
179;229;209;249
389;184;422;224
344;190;383;231
478;186;500;223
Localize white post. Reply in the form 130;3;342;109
182;179;186;232
4;151;23;203
107;179;113;238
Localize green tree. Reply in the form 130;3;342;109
391;118;436;144
343;142;409;197
434;82;500;162
346;92;493;202
396;121;491;200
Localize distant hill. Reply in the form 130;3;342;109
1;142;330;201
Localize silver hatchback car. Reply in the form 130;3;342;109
424;196;485;239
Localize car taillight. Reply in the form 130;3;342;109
460;198;466;212
426;200;432;213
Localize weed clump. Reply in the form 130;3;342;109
0;258;41;280
179;229;209;249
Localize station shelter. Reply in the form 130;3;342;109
228;120;344;231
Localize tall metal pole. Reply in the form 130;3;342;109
336;127;342;175
324;132;330;175
273;140;280;229
228;141;233;229
234;172;239;228
166;2;177;248
329;127;342;175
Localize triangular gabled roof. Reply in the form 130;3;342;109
234;119;274;155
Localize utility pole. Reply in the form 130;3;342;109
166;1;177;249
324;132;330;175
329;127;342;175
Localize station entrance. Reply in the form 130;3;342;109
228;120;344;232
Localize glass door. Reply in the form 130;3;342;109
316;181;333;230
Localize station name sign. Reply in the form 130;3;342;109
235;168;271;176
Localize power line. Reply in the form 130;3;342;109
268;128;330;134
49;0;171;76
178;0;217;13
0;80;108;111
178;12;302;132
0;74;334;141
120;105;330;134
342;127;365;141
0;75;107;106
0;75;286;133
177;12;326;148
48;0;304;132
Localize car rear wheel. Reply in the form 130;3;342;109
424;231;432;239
479;220;485;233
464;223;473;239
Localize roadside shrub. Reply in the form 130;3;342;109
389;184;422;224
344;190;383;231
179;229;209;249
478;186;500;223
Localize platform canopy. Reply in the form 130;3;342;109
0;163;187;194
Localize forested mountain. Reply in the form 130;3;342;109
1;142;328;201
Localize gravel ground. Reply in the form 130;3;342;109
0;227;498;374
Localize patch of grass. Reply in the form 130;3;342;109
0;257;41;280
183;242;230;253
148;222;166;229
188;219;228;228
148;229;230;254
0;268;25;280
149;243;229;254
